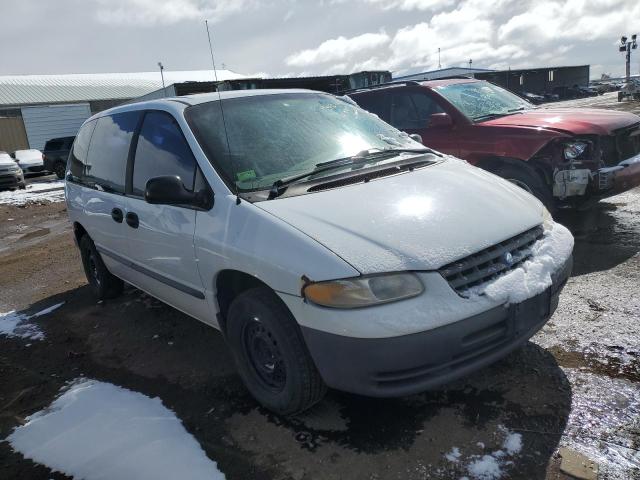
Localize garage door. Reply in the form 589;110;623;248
21;103;91;150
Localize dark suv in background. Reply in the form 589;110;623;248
43;136;75;179
348;79;640;211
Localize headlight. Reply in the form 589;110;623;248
542;206;554;231
563;141;588;160
303;272;424;309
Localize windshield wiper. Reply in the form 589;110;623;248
268;148;433;199
474;106;529;121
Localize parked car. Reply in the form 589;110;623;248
66;91;573;414
12;149;45;175
0;150;25;190
348;79;640;211
43;136;75;179
521;92;545;104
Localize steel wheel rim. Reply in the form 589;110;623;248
242;317;286;392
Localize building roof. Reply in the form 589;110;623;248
0;70;248;107
393;67;495;81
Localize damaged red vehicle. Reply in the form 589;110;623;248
348;79;640;211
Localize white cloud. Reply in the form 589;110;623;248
364;0;455;10
285;31;391;67
283;0;640;77
93;0;256;26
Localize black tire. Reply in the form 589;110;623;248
18;182;26;190
53;161;66;180
491;162;555;214
79;235;124;300
226;286;326;415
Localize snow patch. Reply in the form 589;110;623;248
445;446;462;462
0;180;65;206
470;222;574;304
444;427;523;480
6;379;225;480
0;302;63;340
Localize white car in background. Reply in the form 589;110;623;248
0;150;25;189
12;149;45;175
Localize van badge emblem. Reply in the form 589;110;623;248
502;252;514;266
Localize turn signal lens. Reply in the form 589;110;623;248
303;273;424;309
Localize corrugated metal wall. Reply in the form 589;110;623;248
21;103;91;150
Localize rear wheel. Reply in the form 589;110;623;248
226;287;326;415
79;235;124;300
53;161;66;179
491;162;555;213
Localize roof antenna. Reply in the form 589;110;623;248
205;19;241;205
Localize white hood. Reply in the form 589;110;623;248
0;153;16;166
257;158;544;274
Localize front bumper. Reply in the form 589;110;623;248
301;256;572;397
594;152;640;198
21;164;45;174
0;170;24;188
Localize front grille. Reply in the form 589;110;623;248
439;225;544;295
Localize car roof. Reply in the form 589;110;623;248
89;88;323;122
347;78;479;95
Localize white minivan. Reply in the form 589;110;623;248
65;90;573;414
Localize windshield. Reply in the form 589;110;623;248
436;82;533;121
185;93;424;191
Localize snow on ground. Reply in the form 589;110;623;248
470;221;574;304
0;180;65;206
444;427;524;480
6;379;225;480
0;302;63;340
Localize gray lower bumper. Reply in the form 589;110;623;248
301;256;572;397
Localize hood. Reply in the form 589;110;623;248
0;155;15;166
257;158;543;274
482;108;640;135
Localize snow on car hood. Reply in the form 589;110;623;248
482;108;639;136
257;158;544;274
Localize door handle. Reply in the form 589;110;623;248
111;208;123;223
125;212;139;229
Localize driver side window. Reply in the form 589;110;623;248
132;111;197;197
390;92;443;130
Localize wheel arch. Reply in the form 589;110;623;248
73;221;88;245
215;269;275;334
475;155;552;187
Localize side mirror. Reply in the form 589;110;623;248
145;175;213;210
428;113;453;129
409;133;423;144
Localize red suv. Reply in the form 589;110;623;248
348;79;640;211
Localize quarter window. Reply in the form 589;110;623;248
132;111;197;196
68;120;97;182
84;112;141;193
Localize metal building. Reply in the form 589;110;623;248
0;70;247;152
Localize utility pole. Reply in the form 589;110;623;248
619;34;637;83
157;62;167;97
469;59;473;69
438;48;441;69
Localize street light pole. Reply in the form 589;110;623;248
619;34;637;83
438;47;441;69
158;62;166;97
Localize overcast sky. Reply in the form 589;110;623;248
1;0;639;79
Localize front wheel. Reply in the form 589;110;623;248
79;235;124;300
226;287;326;415
492;162;556;214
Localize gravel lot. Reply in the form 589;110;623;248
0;95;638;480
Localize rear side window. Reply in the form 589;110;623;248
85;112;141;193
69;120;97;182
132;111;197;196
350;92;390;123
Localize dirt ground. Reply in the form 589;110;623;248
1;97;639;479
